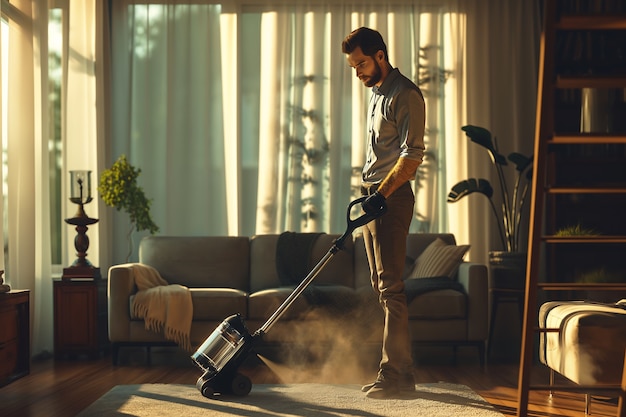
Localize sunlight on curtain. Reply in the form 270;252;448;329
255;9;336;233
256;11;285;233
250;4;463;235
64;0;102;268
1;16;6;274
219;11;239;235
441;12;467;245
5;0;54;355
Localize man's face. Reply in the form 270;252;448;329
346;46;383;88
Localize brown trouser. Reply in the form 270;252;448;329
362;182;414;379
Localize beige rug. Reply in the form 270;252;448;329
77;382;504;416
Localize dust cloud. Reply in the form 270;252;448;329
255;301;383;385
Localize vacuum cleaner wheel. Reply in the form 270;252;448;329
196;375;214;398
230;373;252;396
196;372;252;398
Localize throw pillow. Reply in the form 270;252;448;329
408;238;470;279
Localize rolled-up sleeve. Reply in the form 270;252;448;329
396;88;426;163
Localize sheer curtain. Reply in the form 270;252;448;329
4;0;53;355
1;0;107;355
108;1;473;263
250;4;462;235
460;0;540;264
63;0;109;270
109;2;228;258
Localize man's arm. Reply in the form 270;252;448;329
377;156;421;198
377;86;425;198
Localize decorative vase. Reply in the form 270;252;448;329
580;88;615;133
488;251;527;291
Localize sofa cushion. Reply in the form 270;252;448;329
309;234;355;286
406;233;456;258
249;233;355;293
189;288;248;321
408;238;470;279
407;289;467;319
355;275;467;320
139;236;251;291
248;285;359;321
354;233;459;289
130;288;248;321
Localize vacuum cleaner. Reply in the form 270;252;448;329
191;196;385;398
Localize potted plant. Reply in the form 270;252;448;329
447;125;533;289
98;155;159;261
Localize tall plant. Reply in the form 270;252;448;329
99;155;159;260
447;125;533;252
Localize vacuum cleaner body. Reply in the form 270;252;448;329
191;313;262;397
191;197;385;398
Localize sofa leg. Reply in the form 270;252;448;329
478;341;486;368
549;369;555;400
618;349;626;417
452;345;458;366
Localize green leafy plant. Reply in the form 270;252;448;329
575;267;623;284
554;223;600;237
99;154;159;236
447;125;533;252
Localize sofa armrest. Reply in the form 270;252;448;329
456;262;489;341
107;264;139;342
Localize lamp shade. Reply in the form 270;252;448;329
69;170;93;205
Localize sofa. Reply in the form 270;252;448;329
108;232;488;365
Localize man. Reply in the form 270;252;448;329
342;27;425;399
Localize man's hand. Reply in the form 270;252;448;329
362;191;386;215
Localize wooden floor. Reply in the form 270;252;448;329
0;345;620;417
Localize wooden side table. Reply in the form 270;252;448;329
0;290;30;387
53;278;108;359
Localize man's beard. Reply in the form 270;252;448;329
363;60;382;87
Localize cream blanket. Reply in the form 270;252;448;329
131;264;193;351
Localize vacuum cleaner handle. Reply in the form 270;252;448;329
334;196;387;250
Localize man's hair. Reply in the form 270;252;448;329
341;27;388;61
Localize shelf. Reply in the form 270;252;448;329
546;186;626;194
556;16;626;30
556;75;626;89
542;236;626;243
537;282;626;290
549;134;626;144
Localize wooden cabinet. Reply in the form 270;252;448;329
0;290;30;387
54;279;108;359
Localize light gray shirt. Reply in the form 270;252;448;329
363;68;425;185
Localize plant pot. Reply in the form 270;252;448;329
489;251;527;290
